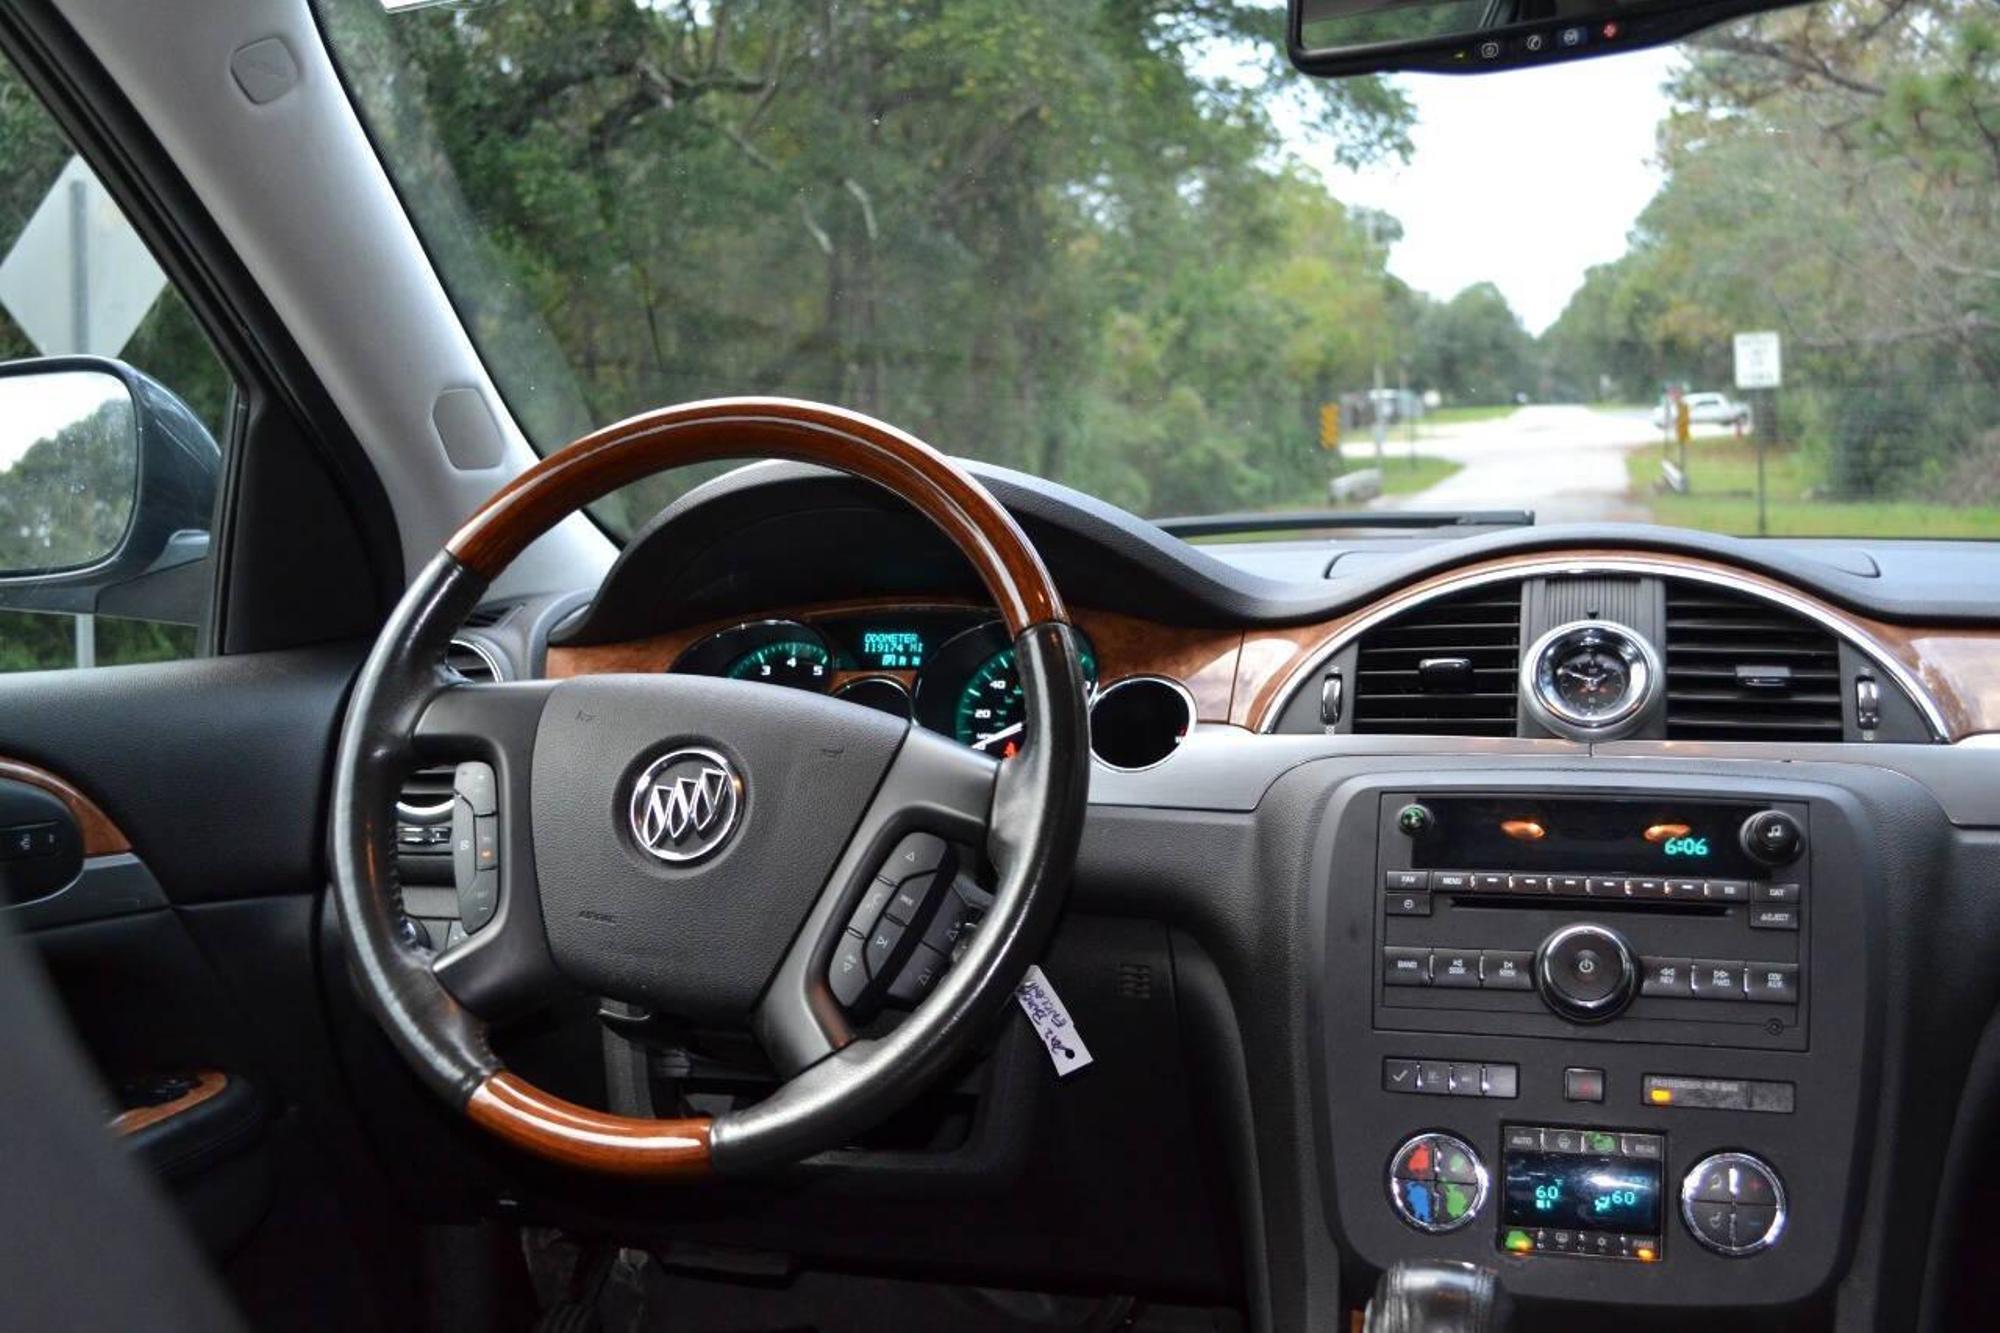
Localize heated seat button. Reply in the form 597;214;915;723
1734;1205;1778;1248
1687;1198;1735;1249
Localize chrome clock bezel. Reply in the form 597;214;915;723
1520;619;1662;742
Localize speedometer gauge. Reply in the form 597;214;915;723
914;621;1096;754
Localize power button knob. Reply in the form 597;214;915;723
1535;923;1637;1023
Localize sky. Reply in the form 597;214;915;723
1322;47;1681;334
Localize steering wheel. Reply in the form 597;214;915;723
329;399;1091;1176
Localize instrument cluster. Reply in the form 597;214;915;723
669;609;1100;756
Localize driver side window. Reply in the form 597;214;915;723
0;52;233;671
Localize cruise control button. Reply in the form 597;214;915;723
887;942;948;1004
1384;947;1431;986
1746;962;1800;1003
473;815;500;870
1481;950;1534;990
1690;960;1746;999
1432;950;1481;987
1641;956;1692;997
1750;906;1801;931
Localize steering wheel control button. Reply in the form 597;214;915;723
1536;924;1638;1022
828;932;871;1007
845;879;896;937
1682;1154;1787;1255
863;919;907;978
885;831;947;882
453;761;497;816
1563;1067;1606;1102
886;943;948;1004
1388;1133;1488;1233
1740;809;1805;866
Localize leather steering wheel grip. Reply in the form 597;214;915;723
329;397;1085;1178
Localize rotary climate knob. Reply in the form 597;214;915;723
1682;1153;1787;1255
1535;923;1638;1023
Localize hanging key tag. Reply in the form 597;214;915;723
1014;964;1093;1078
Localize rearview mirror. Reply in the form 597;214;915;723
0;356;220;626
1289;0;1812;77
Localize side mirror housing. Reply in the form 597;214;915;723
0;355;220;628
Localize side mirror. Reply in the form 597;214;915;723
1289;0;1812;78
0;355;219;628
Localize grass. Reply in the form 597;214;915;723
1374;453;1464;496
1626;437;2000;537
1421;404;1518;427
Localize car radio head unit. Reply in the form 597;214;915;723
1405;796;1767;881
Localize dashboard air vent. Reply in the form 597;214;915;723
1663;582;1842;742
444;637;504;684
1350;582;1523;736
462;603;513;629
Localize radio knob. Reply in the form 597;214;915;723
1682;1153;1787;1256
1740;809;1804;867
1535;923;1638;1023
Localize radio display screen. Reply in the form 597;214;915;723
1501;1144;1662;1235
1408;796;1766;879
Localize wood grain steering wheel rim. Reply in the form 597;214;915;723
329;398;1090;1178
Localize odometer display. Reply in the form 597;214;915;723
725;639;832;691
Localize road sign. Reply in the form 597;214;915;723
0;155;167;358
1734;331;1782;390
1319;403;1340;450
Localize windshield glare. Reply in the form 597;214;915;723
321;0;2000;541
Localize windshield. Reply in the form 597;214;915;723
320;0;2000;541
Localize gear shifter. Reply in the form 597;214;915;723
1362;1261;1512;1333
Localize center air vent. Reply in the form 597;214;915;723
1350;581;1523;736
1663;582;1842;742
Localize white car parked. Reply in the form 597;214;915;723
1653;391;1752;428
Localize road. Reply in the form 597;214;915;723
1380;404;1662;524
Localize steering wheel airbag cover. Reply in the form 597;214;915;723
532;674;907;1022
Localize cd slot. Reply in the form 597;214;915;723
1447;896;1728;918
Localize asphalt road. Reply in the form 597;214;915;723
1384;404;1663;524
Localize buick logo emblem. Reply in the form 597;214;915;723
629;748;742;863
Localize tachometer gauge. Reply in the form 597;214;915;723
669;619;835;694
914;621;1096;754
725;638;832;691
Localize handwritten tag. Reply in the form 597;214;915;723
1014;965;1092;1078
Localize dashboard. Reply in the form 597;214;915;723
408;459;2000;1330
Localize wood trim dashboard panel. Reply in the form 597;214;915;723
110;1070;226;1137
542;550;2000;741
0;756;130;855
